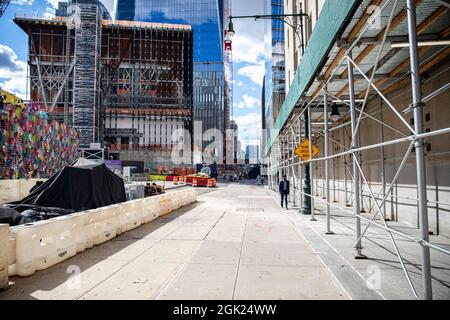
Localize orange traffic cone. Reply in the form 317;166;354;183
192;179;198;187
179;176;184;184
207;179;213;188
173;176;178;185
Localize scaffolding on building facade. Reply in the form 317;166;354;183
267;0;450;300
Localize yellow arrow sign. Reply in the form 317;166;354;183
295;139;320;161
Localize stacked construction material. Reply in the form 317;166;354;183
0;104;79;179
144;182;164;197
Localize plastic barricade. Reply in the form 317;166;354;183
169;190;181;210
118;200;143;234
0;180;20;204
13;215;79;277
6;186;198;278
158;193;174;217
0;224;8;289
180;188;196;206
85;204;120;247
68;212;89;253
7;235;16;276
141;196;160;223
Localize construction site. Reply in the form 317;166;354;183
13;0;194;164
0;0;449;306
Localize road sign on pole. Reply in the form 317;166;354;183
295;139;319;161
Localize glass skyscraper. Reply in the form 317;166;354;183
263;0;285;135
116;0;231;151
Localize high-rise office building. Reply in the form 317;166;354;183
245;145;260;164
116;0;232;154
261;0;285;165
263;0;285;146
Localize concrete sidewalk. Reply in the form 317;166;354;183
0;184;348;300
272;189;450;300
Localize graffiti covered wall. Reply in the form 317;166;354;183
0;104;79;179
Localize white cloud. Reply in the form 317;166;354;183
232;35;265;64
42;7;55;19
0;44;27;99
230;0;266;65
237;94;260;109
235;112;261;148
46;0;62;8
0;77;27;99
0;45;27;78
11;0;34;5
236;80;245;88
237;60;264;86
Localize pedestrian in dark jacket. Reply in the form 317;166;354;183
279;175;290;209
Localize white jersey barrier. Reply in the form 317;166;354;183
0;224;9;289
0;179;46;204
8;188;197;277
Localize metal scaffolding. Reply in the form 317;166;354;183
72;0;103;148
0;0;10;18
14;8;194;152
267;0;450;300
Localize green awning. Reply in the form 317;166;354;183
266;0;361;153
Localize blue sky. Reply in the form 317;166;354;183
0;0;265;148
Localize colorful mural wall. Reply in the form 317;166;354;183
0;104;79;179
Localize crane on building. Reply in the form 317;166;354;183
0;0;11;18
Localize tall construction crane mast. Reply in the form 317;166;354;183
0;0;11;18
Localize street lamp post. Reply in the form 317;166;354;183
301;109;311;214
226;12;309;55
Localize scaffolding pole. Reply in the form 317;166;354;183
324;87;333;234
265;0;450;300
406;0;432;300
347;50;365;259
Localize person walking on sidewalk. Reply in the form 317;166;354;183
279;175;290;209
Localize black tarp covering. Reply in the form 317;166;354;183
9;161;126;213
0;206;23;225
0;205;74;225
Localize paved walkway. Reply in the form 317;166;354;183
0;184;347;300
282;197;450;300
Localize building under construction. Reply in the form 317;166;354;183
14;0;193;163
